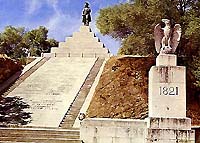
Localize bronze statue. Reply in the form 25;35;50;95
82;2;91;26
154;19;181;54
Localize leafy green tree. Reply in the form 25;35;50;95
96;0;200;57
96;0;200;91
0;26;58;58
0;26;28;59
47;38;59;49
24;26;49;56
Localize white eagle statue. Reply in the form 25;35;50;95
154;19;181;54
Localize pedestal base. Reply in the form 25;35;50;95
146;117;195;143
156;54;177;66
149;54;186;118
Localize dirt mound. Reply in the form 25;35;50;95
0;56;22;84
87;56;155;119
87;56;200;125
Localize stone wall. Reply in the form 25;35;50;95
80;118;147;143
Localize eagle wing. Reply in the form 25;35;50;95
170;24;181;53
154;23;164;53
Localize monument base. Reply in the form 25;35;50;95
149;54;186;118
156;54;177;66
80;118;195;143
146;117;195;143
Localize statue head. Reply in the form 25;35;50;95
84;2;89;8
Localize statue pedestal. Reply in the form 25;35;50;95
147;54;195;143
149;54;186;118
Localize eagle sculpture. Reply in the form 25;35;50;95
154;19;181;54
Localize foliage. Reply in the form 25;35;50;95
0;26;58;58
96;0;200;89
191;56;200;88
0;26;27;59
96;0;200;57
0;96;31;126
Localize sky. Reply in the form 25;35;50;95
0;0;127;55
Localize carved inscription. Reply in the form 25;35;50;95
159;86;179;96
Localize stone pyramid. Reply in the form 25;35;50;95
49;26;111;58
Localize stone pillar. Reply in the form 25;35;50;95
149;54;186;118
147;54;195;143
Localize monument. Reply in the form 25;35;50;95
146;19;195;142
82;2;91;26
80;19;195;143
44;2;110;59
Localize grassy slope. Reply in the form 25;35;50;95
87;56;200;125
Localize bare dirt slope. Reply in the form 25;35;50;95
0;56;22;84
87;56;200;125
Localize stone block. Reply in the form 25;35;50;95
149;66;186;83
149;65;186;118
79;25;91;32
80;118;147;143
146;117;191;130
146;129;195;143
156;54;177;66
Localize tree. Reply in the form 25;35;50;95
96;0;200;57
24;26;49;56
0;26;28;59
0;26;58;58
47;38;59;49
96;0;200;92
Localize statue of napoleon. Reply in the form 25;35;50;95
154;19;181;54
82;2;91;26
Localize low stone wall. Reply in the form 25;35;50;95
80;118;147;143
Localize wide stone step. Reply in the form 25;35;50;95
0;137;80;143
0;128;80;135
65;37;99;42
59;42;104;48
72;32;95;38
0;128;80;143
52;47;108;52
54;53;109;58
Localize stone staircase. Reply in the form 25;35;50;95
59;58;104;128
1;57;49;97
44;26;110;58
0;127;80;143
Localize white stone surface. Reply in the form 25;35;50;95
7;57;96;127
146;54;195;142
156;54;177;66
146;117;191;130
21;57;43;76
49;26;110;58
146;129;195;143
149;54;186;118
80;118;147;143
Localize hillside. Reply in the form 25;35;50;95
87;56;200;125
0;55;22;84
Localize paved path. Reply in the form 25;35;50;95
7;57;96;127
